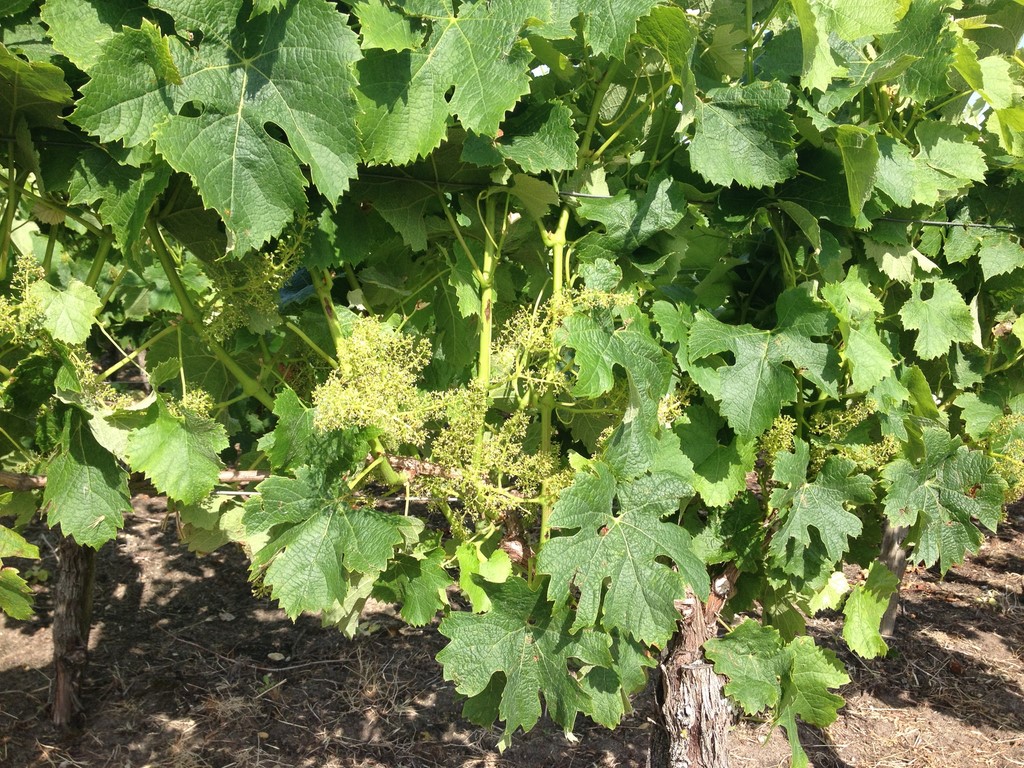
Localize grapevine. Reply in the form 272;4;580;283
0;1;1022;765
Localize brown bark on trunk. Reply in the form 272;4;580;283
51;536;96;727
878;523;908;638
647;567;738;768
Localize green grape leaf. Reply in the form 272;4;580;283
0;524;39;559
874;135;918;207
915;121;987;186
537;461;708;646
258;388;367;477
44;411;130;548
899;278;973;359
508;173;560;221
769;442;874;580
373;548;450;626
558;314;670;401
822;267;894;393
67;149;172;253
876;0;958;103
75;0;362;253
955;391;1004;439
775;636;849;768
687;306;839;438
28;279;101;345
674;405;757;507
580;633;656;728
124;398;228;504
705;619;787;715
863;238;937;284
575;175;689;255
437;575;614;747
842;560;899;659
882;427;1006;573
834;125;878;220
690;82;797;189
812;0;903;40
69;20;183;147
790;0;846;92
977;232;1024;280
0;566;33;619
243;469;407;619
356;2;534;165
493;101;577;174
354;0;425;51
706;619;849;764
576;0;661;59
320;569;377;637
40;0;149;70
455;541;512;613
427;272;479;387
177;494;237;554
636;6;697;101
0;40;73;129
0;0;33;17
808;571;851;614
147;326;235;402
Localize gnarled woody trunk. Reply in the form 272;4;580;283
51;536;96;727
647;567;738;768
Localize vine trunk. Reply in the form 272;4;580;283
879;523;909;637
51;536;96;727
647;568;737;768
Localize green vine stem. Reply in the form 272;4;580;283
371;436;404;486
84;233;113;289
145;219;275;410
308;265;346;357
98;265;129;312
42;223;60;274
0;169;25;281
579;61;620;164
100;323;178;380
536;206;573;549
475;196;499;459
284;320;339;368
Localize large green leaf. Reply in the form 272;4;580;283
373;548;450;626
686;299;839;437
537;460;708;646
822;266;894;393
242;469;407;619
882;427;1006;573
44;411;131;548
356;1;536;165
66;149;172;253
706;621;849;768
558;313;671;401
575;175;689;257
768;441;874;582
898;277;974;359
28;279;101;345
842;560;899;658
0;41;73;129
257;388;368;478
74;0;362;253
674;405;758;508
437;575;614;748
40;0;149;70
124;398;228;504
690;82;797;188
0;566;33;619
834;125;878;220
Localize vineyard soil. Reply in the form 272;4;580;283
2;497;1022;768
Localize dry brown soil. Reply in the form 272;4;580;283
1;497;1022;768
